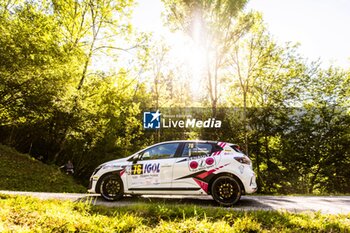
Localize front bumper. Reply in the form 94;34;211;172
87;176;99;193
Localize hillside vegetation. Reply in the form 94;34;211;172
0;194;349;232
0;145;85;193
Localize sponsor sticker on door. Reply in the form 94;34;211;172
188;155;217;172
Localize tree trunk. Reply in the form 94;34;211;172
243;91;249;155
53;28;97;163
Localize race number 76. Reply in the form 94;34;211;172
132;164;143;175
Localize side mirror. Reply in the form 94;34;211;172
127;154;139;163
132;157;138;164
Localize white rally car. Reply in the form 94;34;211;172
88;140;257;206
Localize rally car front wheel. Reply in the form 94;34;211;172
211;175;242;206
100;174;124;201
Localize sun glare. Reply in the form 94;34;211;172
131;0;209;100
168;32;207;100
167;10;208;101
90;0;209;101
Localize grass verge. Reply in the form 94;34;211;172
0;145;86;193
0;194;349;232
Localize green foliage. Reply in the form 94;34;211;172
0;1;81;126
62;73;149;180
0;145;85;193
0;0;149;185
0;195;349;232
0;0;349;195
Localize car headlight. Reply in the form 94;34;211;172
234;155;251;165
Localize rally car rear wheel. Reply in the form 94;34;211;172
211;176;241;206
100;174;124;201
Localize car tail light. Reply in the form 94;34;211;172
234;155;251;165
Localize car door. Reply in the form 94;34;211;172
172;142;220;190
126;142;180;191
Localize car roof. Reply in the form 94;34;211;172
127;140;238;159
155;140;219;144
154;140;238;148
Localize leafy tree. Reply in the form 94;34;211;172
278;67;350;194
50;0;141;161
0;0;348;194
0;2;82;151
162;0;253;116
0;0;150;180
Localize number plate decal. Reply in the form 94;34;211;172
131;164;143;175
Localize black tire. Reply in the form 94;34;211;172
211;175;242;206
100;174;124;201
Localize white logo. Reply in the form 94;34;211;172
143;110;161;129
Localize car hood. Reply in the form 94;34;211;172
100;157;130;167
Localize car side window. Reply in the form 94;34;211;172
182;143;213;157
141;143;179;160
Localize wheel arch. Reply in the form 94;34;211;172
208;172;245;195
95;170;123;194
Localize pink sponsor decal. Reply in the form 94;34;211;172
190;161;198;169
206;157;214;165
119;169;125;176
193;179;209;193
196;169;216;179
196;163;231;180
213;150;222;156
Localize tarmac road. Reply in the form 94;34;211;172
1;190;349;214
